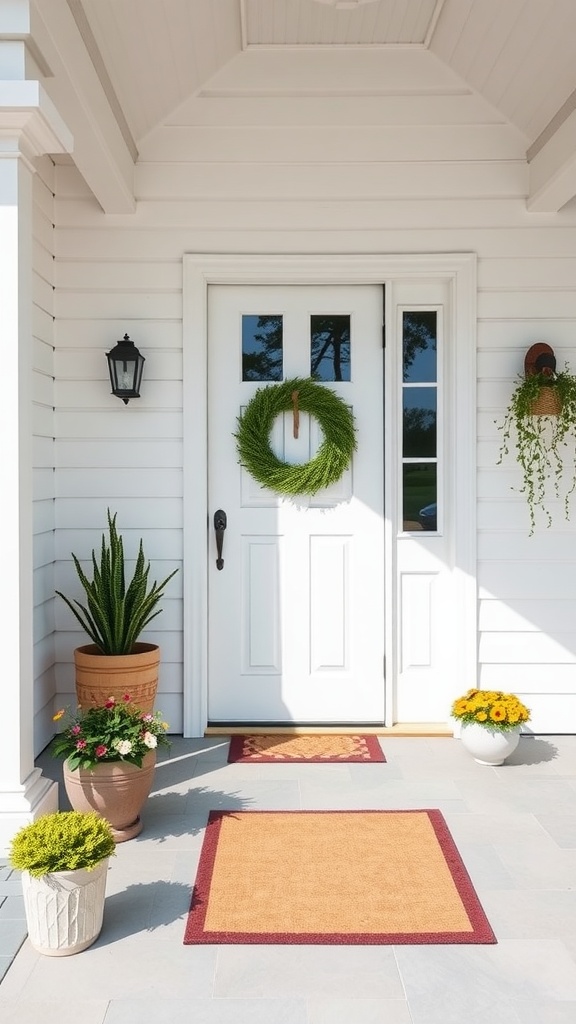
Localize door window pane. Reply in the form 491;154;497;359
310;314;351;381
403;464;437;532
242;315;283;381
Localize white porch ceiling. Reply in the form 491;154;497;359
243;0;440;46
23;0;576;213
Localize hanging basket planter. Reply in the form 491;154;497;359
524;343;563;416
235;377;356;496
497;344;576;532
529;386;562;416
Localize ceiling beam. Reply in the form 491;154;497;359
528;107;576;213
31;0;135;213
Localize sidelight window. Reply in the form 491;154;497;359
401;310;439;532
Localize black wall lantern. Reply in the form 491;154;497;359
106;334;145;404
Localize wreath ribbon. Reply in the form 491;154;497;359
235;377;356;496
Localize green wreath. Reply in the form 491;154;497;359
235;377;356;496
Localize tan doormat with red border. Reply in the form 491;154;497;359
184;809;496;945
227;733;385;763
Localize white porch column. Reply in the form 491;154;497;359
0;6;73;853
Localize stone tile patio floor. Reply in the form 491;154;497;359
1;733;576;1023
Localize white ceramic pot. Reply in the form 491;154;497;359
460;722;521;765
21;859;109;956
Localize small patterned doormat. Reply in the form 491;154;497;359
184;809;496;945
227;733;385;763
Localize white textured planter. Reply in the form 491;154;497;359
460;723;521;766
21;859;109;956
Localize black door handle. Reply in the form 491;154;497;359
214;510;227;570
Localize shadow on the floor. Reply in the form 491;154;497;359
152;744;230;789
142;787;253;840
37;737;251;839
94;879;194;944
37;736;233;805
507;737;559;765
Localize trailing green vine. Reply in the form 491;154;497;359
235;377;356;496
497;369;576;533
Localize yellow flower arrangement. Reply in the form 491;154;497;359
451;689;530;732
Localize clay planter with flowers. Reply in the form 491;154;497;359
451;689;531;765
55;509;178;712
52;695;170;842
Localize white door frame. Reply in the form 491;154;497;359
182;253;477;737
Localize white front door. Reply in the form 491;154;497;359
207;284;384;724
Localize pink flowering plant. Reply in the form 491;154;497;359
52;695;170;770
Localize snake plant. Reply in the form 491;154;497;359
56;509;178;655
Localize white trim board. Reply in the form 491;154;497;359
182;253;477;737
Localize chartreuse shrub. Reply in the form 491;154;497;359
8;811;115;877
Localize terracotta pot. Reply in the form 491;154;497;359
63;751;156;842
74;643;160;713
21;860;109;956
460;723;521;766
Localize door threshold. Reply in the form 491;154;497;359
205;723;453;737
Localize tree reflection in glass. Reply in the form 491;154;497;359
242;315;283;381
403;311;436;383
403;388;436;457
311;315;351;382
